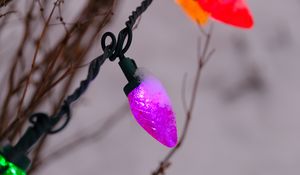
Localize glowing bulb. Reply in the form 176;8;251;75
0;155;26;175
197;0;254;28
127;72;178;147
119;57;178;147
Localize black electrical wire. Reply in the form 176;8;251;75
3;0;153;166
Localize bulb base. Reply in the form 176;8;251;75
118;57;141;96
0;145;30;172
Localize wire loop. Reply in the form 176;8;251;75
12;0;154;159
48;102;71;134
101;27;133;61
29;113;52;133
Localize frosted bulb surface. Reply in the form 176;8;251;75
127;74;178;147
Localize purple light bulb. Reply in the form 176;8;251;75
127;73;178;148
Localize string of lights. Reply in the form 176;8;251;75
0;0;179;174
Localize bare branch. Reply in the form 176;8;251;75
0;0;13;8
29;103;129;173
152;26;215;175
0;10;15;18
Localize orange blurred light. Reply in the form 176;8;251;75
176;0;209;25
176;0;254;29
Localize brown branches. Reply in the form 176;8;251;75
152;26;215;175
0;0;117;171
0;0;116;137
0;0;36;137
0;10;15;18
0;0;12;8
16;0;58;125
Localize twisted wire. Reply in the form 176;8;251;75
11;51;110;155
126;0;153;29
10;0;154;159
49;51;110;133
102;0;153;61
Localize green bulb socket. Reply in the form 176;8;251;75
0;154;26;175
0;146;30;175
119;57;141;96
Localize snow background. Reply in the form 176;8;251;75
3;0;300;174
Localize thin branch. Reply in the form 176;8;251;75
0;0;116;141
0;1;35;135
0;0;13;8
30;103;129;173
0;10;15;18
152;26;214;175
57;0;68;34
181;72;188;114
16;1;58;121
132;16;142;31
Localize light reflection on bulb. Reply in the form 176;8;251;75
127;72;178;148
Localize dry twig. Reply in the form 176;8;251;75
152;26;215;175
0;0;118;172
29;103;129;174
0;0;13;8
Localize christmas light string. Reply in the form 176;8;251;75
0;0;177;174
